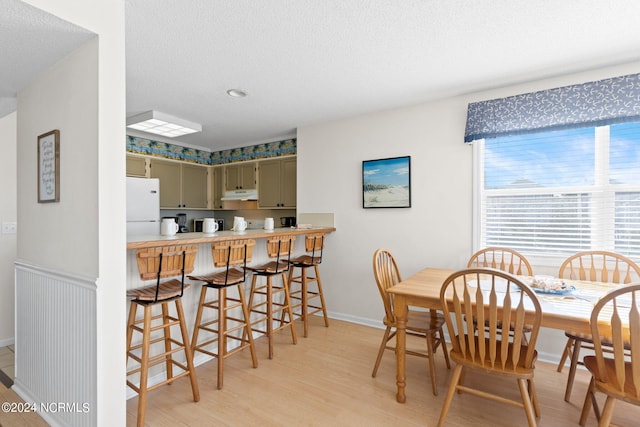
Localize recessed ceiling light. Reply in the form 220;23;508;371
226;89;247;98
126;111;202;137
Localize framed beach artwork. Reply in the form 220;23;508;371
362;156;411;208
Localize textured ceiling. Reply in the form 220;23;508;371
0;0;94;116
4;1;640;151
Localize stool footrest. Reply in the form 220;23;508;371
145;369;191;393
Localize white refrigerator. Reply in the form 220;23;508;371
126;177;160;236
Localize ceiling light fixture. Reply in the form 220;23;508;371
126;110;202;137
226;88;247;98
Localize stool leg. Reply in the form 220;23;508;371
217;287;226;389
247;274;257;314
191;285;208;353
175;299;199;401
267;276;274;359
301;267;309;337
282;272;297;345
284;266;300;326
161;302;174;382
238;284;258;368
137;305;152;427
242;276;256;346
126;301;137;363
286;267;296;324
314;265;329;327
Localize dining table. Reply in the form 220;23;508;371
387;267;616;403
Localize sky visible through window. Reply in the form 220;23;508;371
610;122;640;184
485;123;640;189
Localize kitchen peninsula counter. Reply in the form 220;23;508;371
127;226;336;249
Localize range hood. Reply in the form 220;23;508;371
220;189;258;201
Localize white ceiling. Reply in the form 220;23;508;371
0;0;94;115
4;1;640;151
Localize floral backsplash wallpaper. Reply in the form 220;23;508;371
126;135;296;165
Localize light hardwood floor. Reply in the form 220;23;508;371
126;317;640;427
0;345;15;382
2;318;640;426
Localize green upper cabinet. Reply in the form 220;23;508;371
225;163;256;191
258;157;296;209
150;158;208;209
181;163;209;209
134;154;295;210
126;155;148;177
211;166;225;209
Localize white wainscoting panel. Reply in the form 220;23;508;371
14;261;97;427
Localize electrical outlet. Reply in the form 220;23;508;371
1;222;17;235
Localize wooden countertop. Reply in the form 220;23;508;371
127;226;336;249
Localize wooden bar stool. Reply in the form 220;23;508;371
126;245;200;427
287;233;329;337
247;235;297;359
188;239;258;389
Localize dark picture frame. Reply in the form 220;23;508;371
362;156;411;208
37;129;60;203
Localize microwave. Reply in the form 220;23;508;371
193;218;224;232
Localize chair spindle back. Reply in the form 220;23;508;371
590;283;640;399
440;268;542;371
558;251;640;284
372;248;402;323
468;247;533;277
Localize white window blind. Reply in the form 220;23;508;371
476;123;640;259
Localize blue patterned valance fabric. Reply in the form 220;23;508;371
464;73;640;143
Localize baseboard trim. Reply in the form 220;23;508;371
0;338;15;348
0;367;13;388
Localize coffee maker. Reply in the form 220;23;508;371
280;216;296;227
176;213;189;233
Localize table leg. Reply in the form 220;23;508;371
394;294;408;403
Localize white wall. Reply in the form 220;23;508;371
0;112;17;345
17;1;125;425
18;41;100;274
297;98;471;323
296;60;640;361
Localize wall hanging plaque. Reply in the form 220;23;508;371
38;129;60;203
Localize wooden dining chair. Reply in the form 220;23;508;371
578;283;640;427
437;268;542;427
467;247;534;343
467;247;533;276
371;248;450;396
556;251;640;402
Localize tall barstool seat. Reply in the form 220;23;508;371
287;233;329;337
126;245;200;427
188;239;258;389
247;235;297;359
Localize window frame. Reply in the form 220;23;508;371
473;124;640;267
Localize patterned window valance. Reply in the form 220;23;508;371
464;73;640;143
